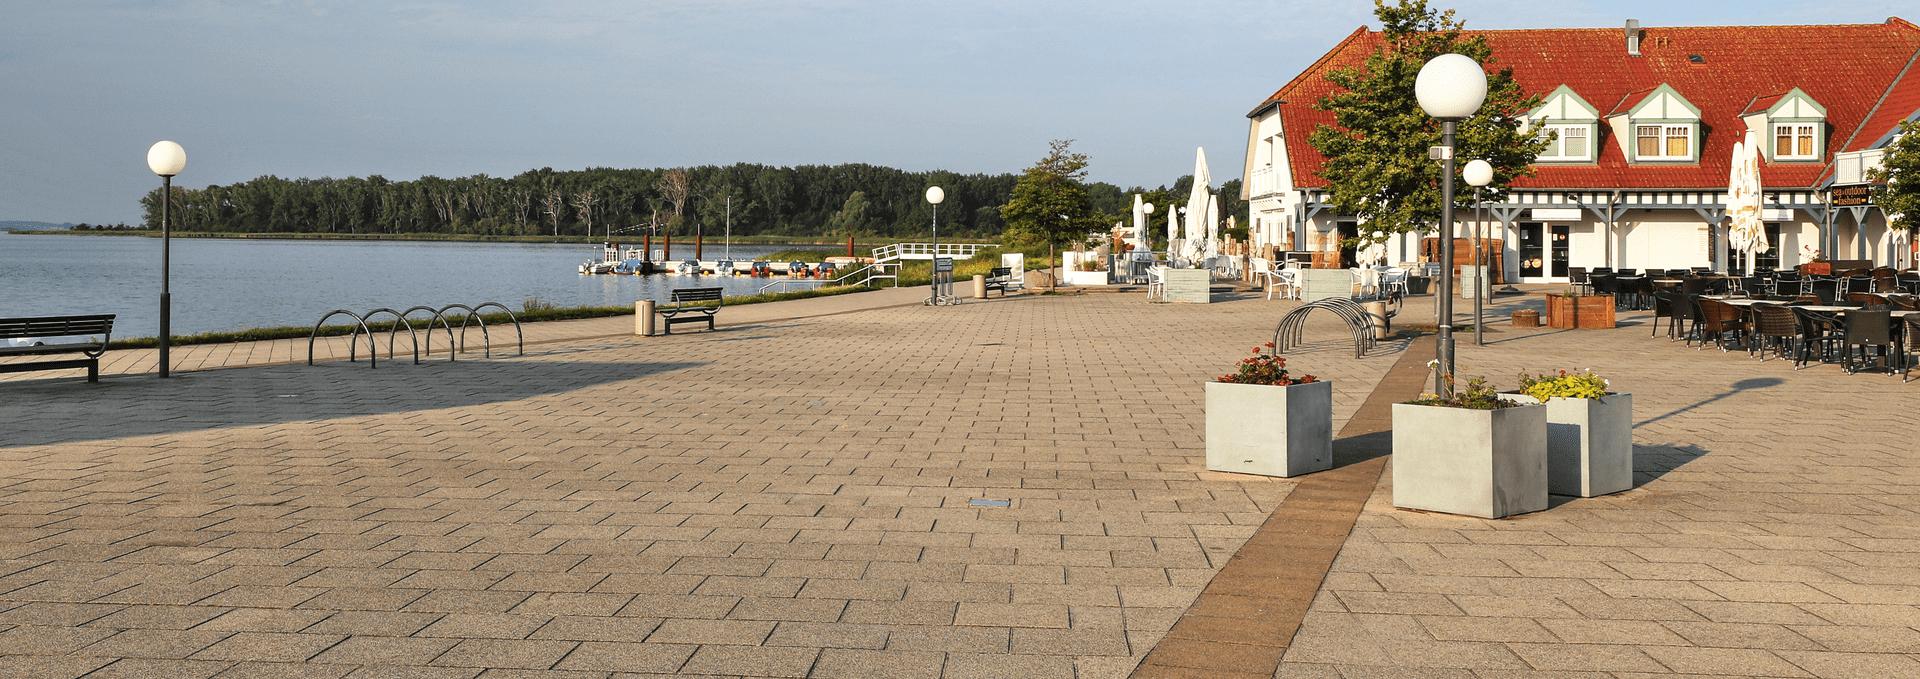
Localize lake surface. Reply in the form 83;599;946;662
0;233;840;338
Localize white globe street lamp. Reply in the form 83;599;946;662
1415;53;1488;397
1463;158;1494;347
147;141;186;378
925;186;949;305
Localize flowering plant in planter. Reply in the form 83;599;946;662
1217;343;1319;385
1405;376;1520;409
1516;369;1610;400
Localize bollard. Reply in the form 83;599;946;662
1362;300;1389;337
636;300;656;336
972;274;987;299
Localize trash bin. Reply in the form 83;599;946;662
1405;276;1431;295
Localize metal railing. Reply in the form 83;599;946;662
758;279;825;293
870;242;994;262
830;262;901;288
308;302;523;368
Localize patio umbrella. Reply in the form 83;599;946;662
1725;130;1766;272
1205;194;1221;258
1130;194;1145;251
1186;148;1211;245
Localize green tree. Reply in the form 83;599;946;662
1000;140;1103;283
1308;0;1546;246
1869;120;1920;236
825;191;871;236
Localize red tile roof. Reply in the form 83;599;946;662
1260;19;1920;191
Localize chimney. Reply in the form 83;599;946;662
1626;19;1642;57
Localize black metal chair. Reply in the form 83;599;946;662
1841;308;1898;375
1569;267;1590;295
1739;276;1764;297
1773;273;1802;296
1670;293;1700;344
1790;306;1842;369
1809;278;1839;305
1618;268;1638;276
1649;291;1676;338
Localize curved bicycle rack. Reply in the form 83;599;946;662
307;302;522;368
399;306;459;363
308;310;380;367
1272;297;1380;359
357;308;422;365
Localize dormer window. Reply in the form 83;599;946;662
1605;84;1701;163
1537;124;1591;161
1774;123;1817;160
1742;88;1826;163
1525;86;1601;164
1637;125;1691;159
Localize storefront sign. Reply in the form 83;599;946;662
1831;184;1874;207
1530;208;1583;221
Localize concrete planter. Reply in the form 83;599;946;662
1205;380;1333;478
1391;402;1547;518
1064;269;1111;286
1502;393;1633;497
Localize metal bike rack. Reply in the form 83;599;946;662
307;310;380;367
307;302;522;368
1272;297;1380;359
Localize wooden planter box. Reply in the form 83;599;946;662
1544;294;1616;329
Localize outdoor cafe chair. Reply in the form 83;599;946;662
1649;291;1679;339
1695;298;1750;353
1748;303;1801;362
1634;276;1659;310
1840;308;1899;375
1846;293;1891;307
1738;276;1764;296
1873;276;1900;293
1569;267;1591;295
1844;276;1876;295
1668;293;1700;344
1790;306;1843;369
1906;314;1920;382
1681;277;1711;297
1146;266;1167;300
1810;278;1840;305
1900;274;1920;294
1378;266;1408;299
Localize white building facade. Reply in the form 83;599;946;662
1243;19;1920;280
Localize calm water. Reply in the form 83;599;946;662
0;233;830;338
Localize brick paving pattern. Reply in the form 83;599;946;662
6;285;1918;678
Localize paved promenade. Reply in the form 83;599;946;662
3;283;1917;678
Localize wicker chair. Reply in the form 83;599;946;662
1748;303;1800;361
1670;294;1700;345
1649;291;1677;338
1790;306;1842;369
1840;308;1898;374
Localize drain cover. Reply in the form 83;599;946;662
968;499;1010;507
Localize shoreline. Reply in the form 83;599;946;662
5;230;997;246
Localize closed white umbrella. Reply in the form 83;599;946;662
1725;130;1765;271
1186;148;1211;244
1131;194;1144;251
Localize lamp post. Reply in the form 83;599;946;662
1415;53;1488;397
1142;202;1155;252
1464;159;1493;347
926;186;944;303
146;141;186;379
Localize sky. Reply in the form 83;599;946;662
1;0;1908;224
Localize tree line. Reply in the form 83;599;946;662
136;161;1232;242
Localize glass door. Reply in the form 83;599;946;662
1519;222;1544;279
1551;225;1570;278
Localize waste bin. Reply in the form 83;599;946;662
1405;276;1431;295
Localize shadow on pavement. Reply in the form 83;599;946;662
0;358;703;448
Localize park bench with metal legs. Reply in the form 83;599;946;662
983;267;1013;296
660;287;724;334
0;315;116;382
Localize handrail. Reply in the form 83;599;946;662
358;308;421;364
759;279;824;293
308;310;380;368
829;262;902;288
871;242;995;262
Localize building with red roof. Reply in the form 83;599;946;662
1242;18;1920;280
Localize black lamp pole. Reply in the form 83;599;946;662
159;173;172;378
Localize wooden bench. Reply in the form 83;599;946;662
0;314;116;382
983;267;1013;297
660;287;723;334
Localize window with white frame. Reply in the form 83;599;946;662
1774;123;1817;160
1635;124;1691;160
1535;124;1590;161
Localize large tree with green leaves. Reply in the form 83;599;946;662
1309;0;1545;246
1000;139;1107;281
1870;120;1920;236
